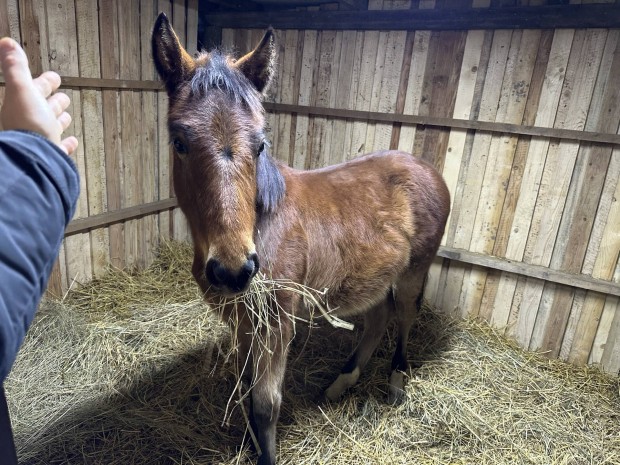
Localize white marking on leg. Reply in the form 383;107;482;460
388;370;406;404
325;367;360;402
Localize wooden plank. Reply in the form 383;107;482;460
493;29;573;337
328;29;357;165
441;29;512;315
204;5;620;30
396;31;431;154
340;30;364;161
537;38;619;360
76;0;109;278
480;29;554;321
47;0;92;287
307;29;337;168
99;0;124;269
263;102;620;146
158;0;173;242
567;147;620;364
438;247;620;298
601;260;620;372
292;30;318;169
141;0;160;268
18;0;47;76
524;30;617;355
367;1;408;153
363;26;388;155
65;199;179;236
172;0;190;243
466;30;541;321
420;30;467;172
118;1;143;267
273;29;298;164
426;29;484;306
348;30;379;159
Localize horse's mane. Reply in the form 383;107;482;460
190;51;264;117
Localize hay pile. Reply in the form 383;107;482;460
6;241;620;465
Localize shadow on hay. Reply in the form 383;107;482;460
18;306;451;465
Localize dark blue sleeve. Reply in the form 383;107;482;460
0;130;79;382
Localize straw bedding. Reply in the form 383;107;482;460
6;241;620;464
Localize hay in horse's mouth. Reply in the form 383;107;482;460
5;240;620;465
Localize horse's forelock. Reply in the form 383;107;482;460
190;51;264;117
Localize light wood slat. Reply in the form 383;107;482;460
524;30;606;350
535;29;618;358
118;0;143;268
76;0;109;278
157;0;173;241
48;0;92;287
466;30;541;321
442;30;512;315
172;0;190;243
141;0;160;268
99;0;124;269
263;103;620;145
292;30;318;169
425;29;485;307
65;199;179;236
481;29;554;326
496;29;574;339
438;247;620;298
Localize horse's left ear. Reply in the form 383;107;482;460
235;28;276;94
152;12;196;95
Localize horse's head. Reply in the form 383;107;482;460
152;13;285;296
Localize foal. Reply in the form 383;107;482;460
152;13;450;465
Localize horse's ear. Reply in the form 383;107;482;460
152;12;195;95
235;28;276;94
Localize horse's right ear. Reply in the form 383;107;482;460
152;12;195;95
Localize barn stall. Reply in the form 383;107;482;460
1;0;620;464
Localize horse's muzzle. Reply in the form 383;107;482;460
205;253;259;293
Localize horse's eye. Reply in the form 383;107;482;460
172;138;187;154
257;142;265;156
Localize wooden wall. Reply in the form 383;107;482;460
1;0;619;374
219;0;620;373
0;0;196;293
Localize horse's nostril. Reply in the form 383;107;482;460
205;258;227;288
249;253;260;276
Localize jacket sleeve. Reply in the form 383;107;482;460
0;130;79;382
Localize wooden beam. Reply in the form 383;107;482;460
64;200;620;299
2;73;617;144
264;102;620;146
438;247;620;298
204;4;620;30
0;75;162;90
65;198;178;236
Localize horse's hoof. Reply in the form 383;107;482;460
388;370;406;405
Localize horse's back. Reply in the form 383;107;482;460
278;151;449;315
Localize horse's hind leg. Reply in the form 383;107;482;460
388;267;426;404
325;299;392;402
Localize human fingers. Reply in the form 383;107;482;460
0;38;32;92
33;71;61;98
60;136;78;155
47;92;70;117
58;111;72;131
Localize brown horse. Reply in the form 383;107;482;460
152;13;450;465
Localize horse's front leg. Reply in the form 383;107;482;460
249;315;292;465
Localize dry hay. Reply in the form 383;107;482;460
6;241;620;465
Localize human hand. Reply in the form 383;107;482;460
0;37;78;155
